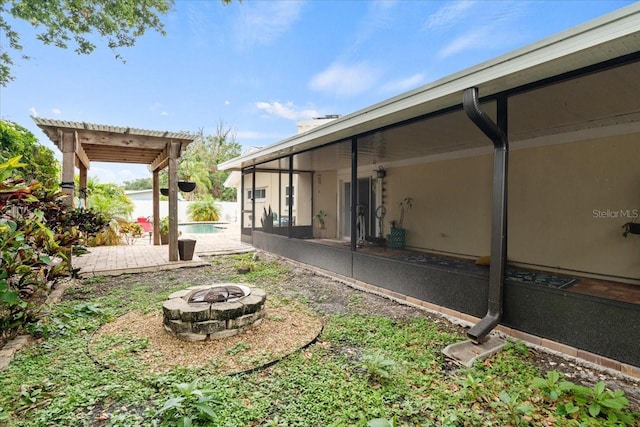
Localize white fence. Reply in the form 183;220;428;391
130;200;238;223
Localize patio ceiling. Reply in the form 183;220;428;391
220;3;640;173
33;118;198;171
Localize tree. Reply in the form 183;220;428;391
123;177;153;190
0;119;59;186
179;121;241;201
0;0;174;86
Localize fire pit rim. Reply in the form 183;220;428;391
185;284;252;304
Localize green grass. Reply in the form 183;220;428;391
0;255;637;426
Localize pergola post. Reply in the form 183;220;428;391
74;130;89;209
168;141;181;261
152;169;160;245
78;165;87;209
60;131;75;207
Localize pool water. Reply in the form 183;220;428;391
178;223;222;234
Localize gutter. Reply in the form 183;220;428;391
463;87;509;344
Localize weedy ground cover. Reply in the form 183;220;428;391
0;254;637;426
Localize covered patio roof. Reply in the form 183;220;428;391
219;3;640;172
33;117;200;262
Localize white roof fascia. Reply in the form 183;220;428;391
219;3;640;171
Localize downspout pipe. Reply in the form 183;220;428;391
463;87;509;344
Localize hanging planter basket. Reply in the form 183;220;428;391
160;188;169;196
178;181;196;193
622;222;640;237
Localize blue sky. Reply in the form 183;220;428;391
0;0;634;184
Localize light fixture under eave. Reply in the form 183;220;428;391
375;165;386;179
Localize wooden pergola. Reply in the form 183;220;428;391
33;117;199;261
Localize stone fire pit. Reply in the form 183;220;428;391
163;283;266;341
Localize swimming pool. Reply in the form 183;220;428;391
178;222;224;234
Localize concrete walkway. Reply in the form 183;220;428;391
74;223;253;276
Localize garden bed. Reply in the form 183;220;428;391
0;253;637;426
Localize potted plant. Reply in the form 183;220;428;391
622;222;640;237
389;197;413;249
159;216;170;245
261;206;274;233
314;210;327;230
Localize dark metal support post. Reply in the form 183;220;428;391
351;138;358;252
278;169;282;229
251;168;256;231
288;155;294;239
311;172;314;230
240;168;245;231
463;87;509;343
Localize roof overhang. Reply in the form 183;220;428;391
33;117;200;171
219;3;640;171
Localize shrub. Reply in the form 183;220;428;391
0;156;106;342
187;196;220;221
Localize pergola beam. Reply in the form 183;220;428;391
74;131;90;170
150;145;169;172
76;134;170;149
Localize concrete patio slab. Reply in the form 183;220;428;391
73;224;254;277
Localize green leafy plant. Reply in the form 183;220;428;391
503;339;530;356
358;351;396;381
187;196;221;221
159;216;170;235
313;210;327;229
0;156;105;341
390;197;413;229
155;380;220;426
530;372;636;425
530;370;573;402
398;197;413;229
225;342;251;356
119;222;143;245
572;381;633;423
490;391;534;426
457;373;486;402
261;205;274;232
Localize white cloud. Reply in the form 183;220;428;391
349;0;398;53
255;101;319;121
224;100;231;105
433;2;530;58
29;107;38;117
235;1;303;49
150;102;170;116
424;0;477;29
309;62;381;97
51;108;62;115
438;26;493;58
381;73;426;93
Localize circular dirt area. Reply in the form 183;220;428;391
89;302;322;375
